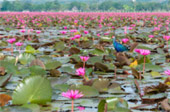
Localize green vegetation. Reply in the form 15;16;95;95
0;0;170;11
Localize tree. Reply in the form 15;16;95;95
1;0;13;11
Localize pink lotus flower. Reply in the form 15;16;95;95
76;68;85;76
128;27;133;30
64;26;67;30
97;34;100;37
84;30;88;34
139;49;151;56
74;20;78;24
134;49;141;53
7;38;16;44
112;26;115;29
74;34;81;39
62;90;83;112
148;35;154;38
135;49;150;55
121;38;129;44
80;56;89;62
60;31;67;34
20;29;26;33
163;35;170;41
131;24;136;27
62;90;83;100
70;29;77;33
15;42;23;46
28;29;33;33
36;30;41;34
164;70;170;76
104;33;109;35
153;27;160;31
70;37;76;40
135;49;150;79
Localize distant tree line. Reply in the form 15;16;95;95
0;0;170;12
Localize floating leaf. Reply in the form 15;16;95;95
98;97;130;112
54;84;69;92
30;59;45;69
22;104;40;112
0;61;18;75
18;53;35;65
25;45;39;54
54;41;65;52
60;66;75;74
144;83;168;95
50;69;61;77
142;93;167;104
69;47;80;54
98;100;106;112
12;75;52;104
0;94;12;106
151;71;161;77
90;48;105;55
29;66;47;76
45;61;61;70
0;74;12;87
94;62;108;72
87;56;102;65
92;79;110;92
71;85;99;97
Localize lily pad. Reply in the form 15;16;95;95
12;75;52;104
71;85;99;97
45;61;62;70
18;53;35;65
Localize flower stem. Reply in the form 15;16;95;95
83;62;85;68
11;44;13;55
78;40;80;47
167;40;169;52
72;100;74;112
142;56;146;78
19;47;21;54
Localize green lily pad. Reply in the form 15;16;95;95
87;56;102;65
0;60;18;75
71;85;99;97
29;66;47;76
0;74;12;87
45;61;62;70
54;41;65;51
12;75;52;104
18;53;35;65
22;104;40;112
98;97;130;112
54;84;69;92
25;45;39;54
151;71;161;77
92;79;110;92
